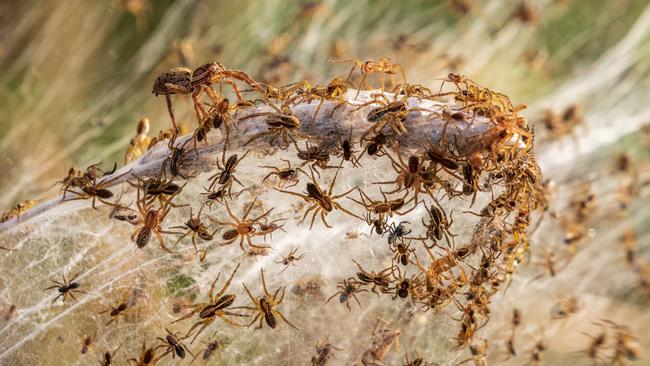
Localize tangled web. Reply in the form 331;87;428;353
0;62;543;365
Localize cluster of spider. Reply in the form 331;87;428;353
34;58;547;365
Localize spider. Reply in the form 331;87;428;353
386;221;412;246
362;211;388;236
390;239;417;267
127;173;181;206
190;61;263;101
347;188;416;224
353;94;430;142
256;217;287;241
202;185;228;209
44;272;86;305
161;140;194;179
334;57;406;96
99;301;128;326
190;98;234;155
410;202;455;248
173;263;247;343
209;198;273;250
239;269;300;331
325;277;368;311
130;183;185;253
59;162;116;194
97;345;122;366
260;159;305;188
171;203;217;258
207;151;250;197
373;148;437;208
337;128;362;168
127;339;156;366
389;265;422;300
353;260;393;295
275;164;360;229
199;331;229;361
152;67;193;134
275;247;305;273
154;328;194;361
61;168;128;209
285;77;352;126
294;141;340;178
239;103;314;148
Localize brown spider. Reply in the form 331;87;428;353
151;67;192;134
275;247;305;273
239;103;314;148
152;63;261;134
334;57;406;96
173;263;247;343
347;188;416;224
353;94;430;142
202;185;228;209
285;77;352;126
275;164;360;229
154;328;194;361
99;301;128;326
199;331;229;361
44;272;86;305
209;198;273;250
353;260;393;295
256;217;287;241
260;159;305;188
171;203;217;258
62;167;128;209
160;140;194;179
410;202;455;248
389;265;422;300
390;239;417;267
239;269;300;331
207;151;250;197
373;147;437;208
362;211;387;236
337;128;362;168
294;141;340;178
128;339;156;366
393;82;433;99
190;61;262;101
325;277;368;311
127;173;181;206
191;98;234;154
130;183;185;253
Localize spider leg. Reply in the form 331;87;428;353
51;293;63;304
188;322;210;344
298;204;318;225
243;131;269;147
164;94;179;135
242;198;258;220
309;99;324;128
172;307;202;324
274;310;301;332
319;210;332;229
155;231;176;254
335;204;363;221
260;269;270;297
242;283;257;305
308;208;321;229
214;263;241;299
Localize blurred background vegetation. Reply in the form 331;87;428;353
2;0;649;209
